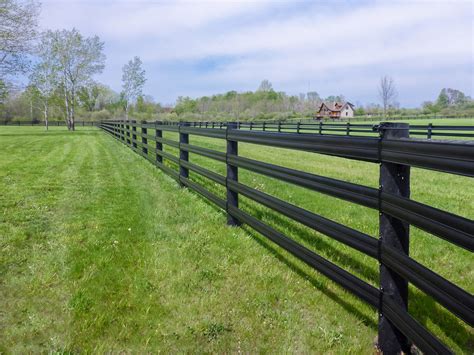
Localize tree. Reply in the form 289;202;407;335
121;56;146;120
78;82;101;112
29;60;57;130
0;0;40;79
257;79;273;92
437;88;467;107
436;89;449;108
378;76;397;116
354;107;365;116
39;29;105;130
0;80;8;104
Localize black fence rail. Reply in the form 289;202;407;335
3;119;474;139
0;120;99;126
152;120;474;139
100;119;473;353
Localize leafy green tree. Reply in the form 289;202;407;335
422;101;441;114
436;89;449;108
175;96;198;115
354;107;365;116
78;83;101;112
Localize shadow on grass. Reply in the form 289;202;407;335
242;225;378;330
239;199;380;284
409;289;473;351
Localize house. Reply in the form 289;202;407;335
316;101;354;120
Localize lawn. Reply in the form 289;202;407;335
1;125;472;353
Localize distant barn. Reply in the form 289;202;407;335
316;102;354;120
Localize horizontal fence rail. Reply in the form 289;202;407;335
3;118;474;139
152;120;474;139
0;120;99;126
99;119;473;354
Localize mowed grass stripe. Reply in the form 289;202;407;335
2;126;379;353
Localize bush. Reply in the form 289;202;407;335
91;109;112;121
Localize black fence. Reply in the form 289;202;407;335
0;120;98;126
3;119;474;139
101;119;473;352
100;119;473;353
150;120;474;139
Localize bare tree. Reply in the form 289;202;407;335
0;0;40;79
29;60;57;130
378;75;397;116
257;79;273;92
39;29;105;130
122;56;146;120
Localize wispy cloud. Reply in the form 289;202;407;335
39;0;473;106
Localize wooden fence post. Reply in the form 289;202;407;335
179;122;190;187
142;121;148;156
427;123;433;139
156;122;163;164
226;122;240;226
378;122;411;354
132;120;137;149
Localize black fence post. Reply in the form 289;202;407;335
126;121;131;145
319;121;323;135
132;120;137;149
378;122;411;354
155;122;163;164
142;121;148;156
297;121;300;134
121;121;125;142
179;122;190;187
346;122;350;136
427;123;433;139
226;122;240;226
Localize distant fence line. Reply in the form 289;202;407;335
159;120;474;139
0;120;99;126
100;119;473;354
4;119;474;139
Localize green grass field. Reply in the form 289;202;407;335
1;125;473;352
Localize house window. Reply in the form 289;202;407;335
346;112;348;116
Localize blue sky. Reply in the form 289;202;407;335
39;0;473;107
